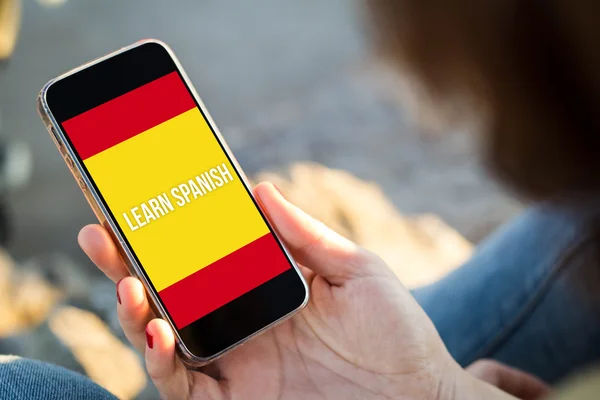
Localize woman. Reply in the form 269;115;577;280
3;0;600;399
369;0;600;387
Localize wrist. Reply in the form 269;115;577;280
418;351;518;400
430;356;463;400
386;348;518;400
448;366;519;400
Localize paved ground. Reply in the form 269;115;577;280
0;0;365;268
0;0;522;269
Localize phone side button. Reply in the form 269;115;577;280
78;178;88;192
50;127;63;146
65;155;75;169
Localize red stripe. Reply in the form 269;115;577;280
158;234;292;329
62;71;195;160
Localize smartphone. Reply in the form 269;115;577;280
37;40;309;367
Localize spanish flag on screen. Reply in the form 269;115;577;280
62;71;291;329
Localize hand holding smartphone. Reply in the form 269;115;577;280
37;40;308;367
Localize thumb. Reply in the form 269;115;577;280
255;181;380;285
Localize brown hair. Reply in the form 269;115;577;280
367;1;600;201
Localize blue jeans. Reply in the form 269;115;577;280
0;356;116;399
2;203;600;397
414;201;600;383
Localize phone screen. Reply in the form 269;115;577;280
45;42;307;358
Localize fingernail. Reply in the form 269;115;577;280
116;278;124;304
146;327;154;349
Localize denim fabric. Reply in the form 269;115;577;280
0;356;116;399
414;202;600;384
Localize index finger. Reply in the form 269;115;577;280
78;224;130;282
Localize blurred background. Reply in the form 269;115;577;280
0;0;522;398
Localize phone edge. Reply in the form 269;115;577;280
36;39;310;368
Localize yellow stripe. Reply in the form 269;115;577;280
85;108;269;291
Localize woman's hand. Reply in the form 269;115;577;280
79;182;520;400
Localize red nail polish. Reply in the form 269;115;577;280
116;278;124;304
146;327;154;349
